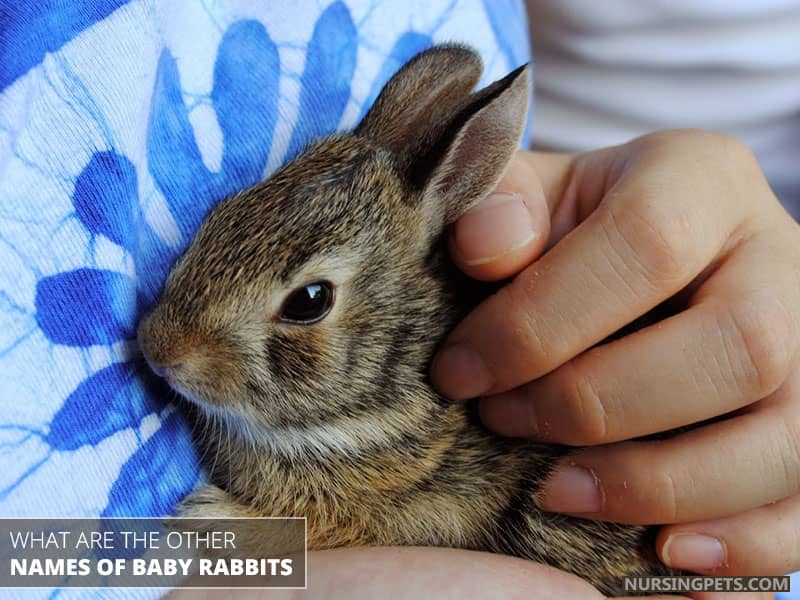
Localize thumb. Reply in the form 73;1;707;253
448;150;552;281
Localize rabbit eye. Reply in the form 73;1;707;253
279;281;335;324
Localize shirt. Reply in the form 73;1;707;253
527;0;800;216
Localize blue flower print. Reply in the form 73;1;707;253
2;16;286;517
0;0;533;525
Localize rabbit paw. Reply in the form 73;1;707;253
168;484;260;559
175;484;254;520
171;484;303;558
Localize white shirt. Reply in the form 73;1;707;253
526;0;800;215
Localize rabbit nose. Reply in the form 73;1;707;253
137;310;188;380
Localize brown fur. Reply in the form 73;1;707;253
137;46;675;595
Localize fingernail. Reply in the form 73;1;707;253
479;392;539;438
431;344;493;400
454;192;537;266
536;465;603;513
662;533;726;571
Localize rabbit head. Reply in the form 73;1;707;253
137;46;530;452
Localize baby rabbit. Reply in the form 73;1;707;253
137;45;674;595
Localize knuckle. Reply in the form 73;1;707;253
707;133;766;189
652;469;682;523
705;130;759;165
725;296;796;396
739;503;800;575
605;198;695;287
505;279;569;362
771;513;800;571
655;128;718;148
655;129;756;165
653;129;766;201
614;445;682;523
776;533;800;574
777;418;800;496
693;132;768;198
782;520;800;573
562;367;609;445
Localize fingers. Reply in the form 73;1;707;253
479;235;800;445
652;366;800;577
479;300;777;444
448;152;551;281
658;494;800;576
533;387;800;523
433;142;744;400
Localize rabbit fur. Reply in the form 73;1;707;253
137;45;674;595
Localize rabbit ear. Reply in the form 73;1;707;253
413;64;530;241
356;45;483;158
357;47;530;244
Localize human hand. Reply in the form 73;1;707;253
432;130;800;576
171;546;688;599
